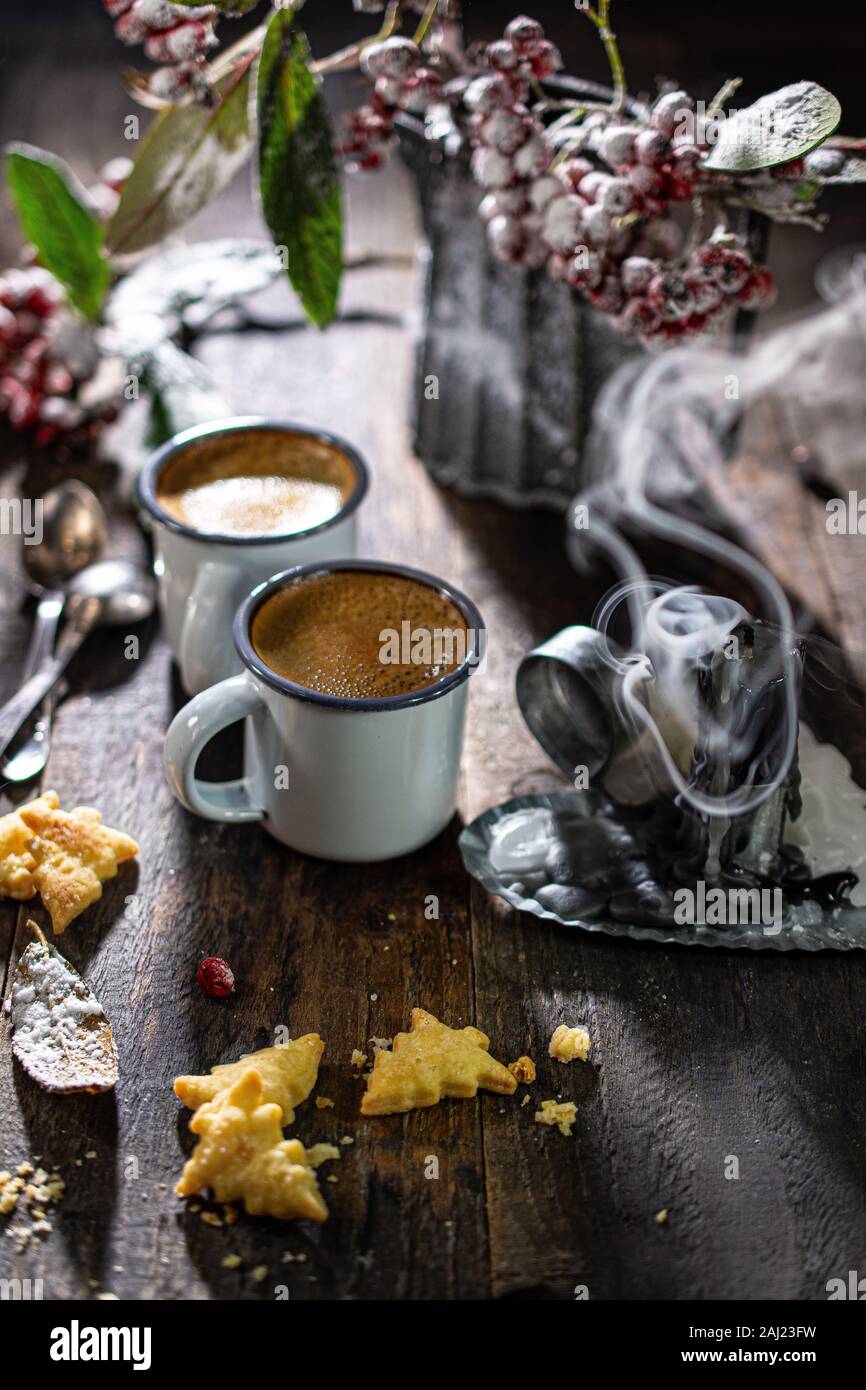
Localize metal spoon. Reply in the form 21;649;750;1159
3;482;108;783
0;560;156;765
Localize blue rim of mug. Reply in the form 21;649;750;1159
234;559;486;712
137;416;369;546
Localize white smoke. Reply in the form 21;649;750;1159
567;287;866;822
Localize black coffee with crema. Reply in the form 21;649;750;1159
250;570;470;699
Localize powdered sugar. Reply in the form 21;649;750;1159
7;940;117;1092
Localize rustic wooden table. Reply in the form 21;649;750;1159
2;50;866;1302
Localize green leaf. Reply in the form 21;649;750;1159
4;144;109;320
105;62;253;257
704;82;842;173
256;11;342;327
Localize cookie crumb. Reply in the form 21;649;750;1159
549;1024;591;1064
534;1099;577;1137
0;1162;64;1234
306;1143;340;1169
508;1055;536;1084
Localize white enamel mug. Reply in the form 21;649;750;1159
137;418;368;695
163;560;485;862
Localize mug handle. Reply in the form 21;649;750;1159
163;672;266;824
178;560;239;695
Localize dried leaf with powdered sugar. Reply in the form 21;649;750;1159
6;921;117;1093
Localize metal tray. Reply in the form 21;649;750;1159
459;792;866;952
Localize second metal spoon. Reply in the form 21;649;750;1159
3;481;108;783
0;560;156;766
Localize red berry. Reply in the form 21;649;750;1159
464;72;527;113
7;385;40;430
115;9;150;43
361;36;419;80
716;248;752;294
648;270;695;320
735;267;776;310
374;75;405;107
600;125;638;168
695;242;726;278
684;271;722;314
577;171;607;203
560;157;594;191
529;41;562;80
196;956;235;998
487;213;525;263
0;305;17;345
144;21;215;64
513;131;550;179
565;249;603;291
621;256;656;295
618;296;663;336
399;67;442;114
681;312;709;337
665;173;695;202
651;90;693;140
481;109;532;156
149;63;194;101
589;275;626;315
486;39;519;72
634;128;668;167
471;146;514;189
505;16;545;57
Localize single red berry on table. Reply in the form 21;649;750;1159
196;956;235;998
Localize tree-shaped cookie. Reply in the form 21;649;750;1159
174;1036;323;1125
17;797;139;933
360;1008;517;1115
175;1070;328;1222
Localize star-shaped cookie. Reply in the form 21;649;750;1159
360;1008;517;1115
0;792;59;900
17;798;139;933
174;1036;323;1125
175;1070;328;1222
